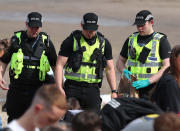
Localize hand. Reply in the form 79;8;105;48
132;79;150;89
58;87;66;97
111;92;118;98
123;69;132;81
0;79;9;90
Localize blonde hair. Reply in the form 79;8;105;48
33;84;67;110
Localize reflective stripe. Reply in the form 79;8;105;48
151;33;163;57
154;33;161;40
132;33;138;37
24;65;40;69
151;41;156;57
130;38;134;46
129;33;138;46
88;74;98;79
138;74;154;78
23;56;39;61
139;62;162;67
127;60;138;66
65;71;98;79
127;60;162;67
65;71;85;78
73;37;79;51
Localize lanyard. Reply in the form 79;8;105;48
32;35;40;48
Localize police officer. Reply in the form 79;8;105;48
0;12;57;122
55;12;117;113
116;10;171;99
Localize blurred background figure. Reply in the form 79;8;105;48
63;97;83;123
154;112;180;131
122;114;159;131
67;97;81;110
71;111;101;131
100;97;162;131
0;39;10;57
151;45;180;113
4;84;67;131
0;38;10;112
0;38;10;128
41;126;64;131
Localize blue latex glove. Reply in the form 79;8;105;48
132;79;150;89
123;69;132;81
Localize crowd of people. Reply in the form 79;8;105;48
0;9;179;131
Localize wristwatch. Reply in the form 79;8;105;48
112;89;118;94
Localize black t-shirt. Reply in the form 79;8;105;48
0;31;57;66
120;32;171;60
58;31;113;60
152;73;180;113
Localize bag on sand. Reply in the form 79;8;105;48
118;75;139;98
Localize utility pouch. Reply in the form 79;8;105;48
33;42;45;59
138;46;151;64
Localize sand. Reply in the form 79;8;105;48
0;0;180;127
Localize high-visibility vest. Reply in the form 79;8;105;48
64;35;105;83
127;32;163;80
10;31;50;81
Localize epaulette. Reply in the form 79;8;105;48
14;30;25;35
71;30;82;40
39;32;50;47
71;30;82;50
128;32;139;38
97;31;105;49
156;32;167;38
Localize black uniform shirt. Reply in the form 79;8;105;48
58;31;113;60
120;32;171;60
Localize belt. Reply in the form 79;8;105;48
65;79;99;88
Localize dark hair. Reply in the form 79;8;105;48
0;38;10;50
67;97;81;110
41;126;64;131
168;45;180;77
154;112;180;131
72;111;101;131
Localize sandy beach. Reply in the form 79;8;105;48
0;0;180;127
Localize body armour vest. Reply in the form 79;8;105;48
127;32;163;80
64;31;105;83
9;31;50;85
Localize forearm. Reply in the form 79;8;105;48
106;69;116;90
0;61;8;78
149;58;170;84
55;65;64;90
116;55;127;73
105;60;117;90
55;56;68;91
149;66;168;84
